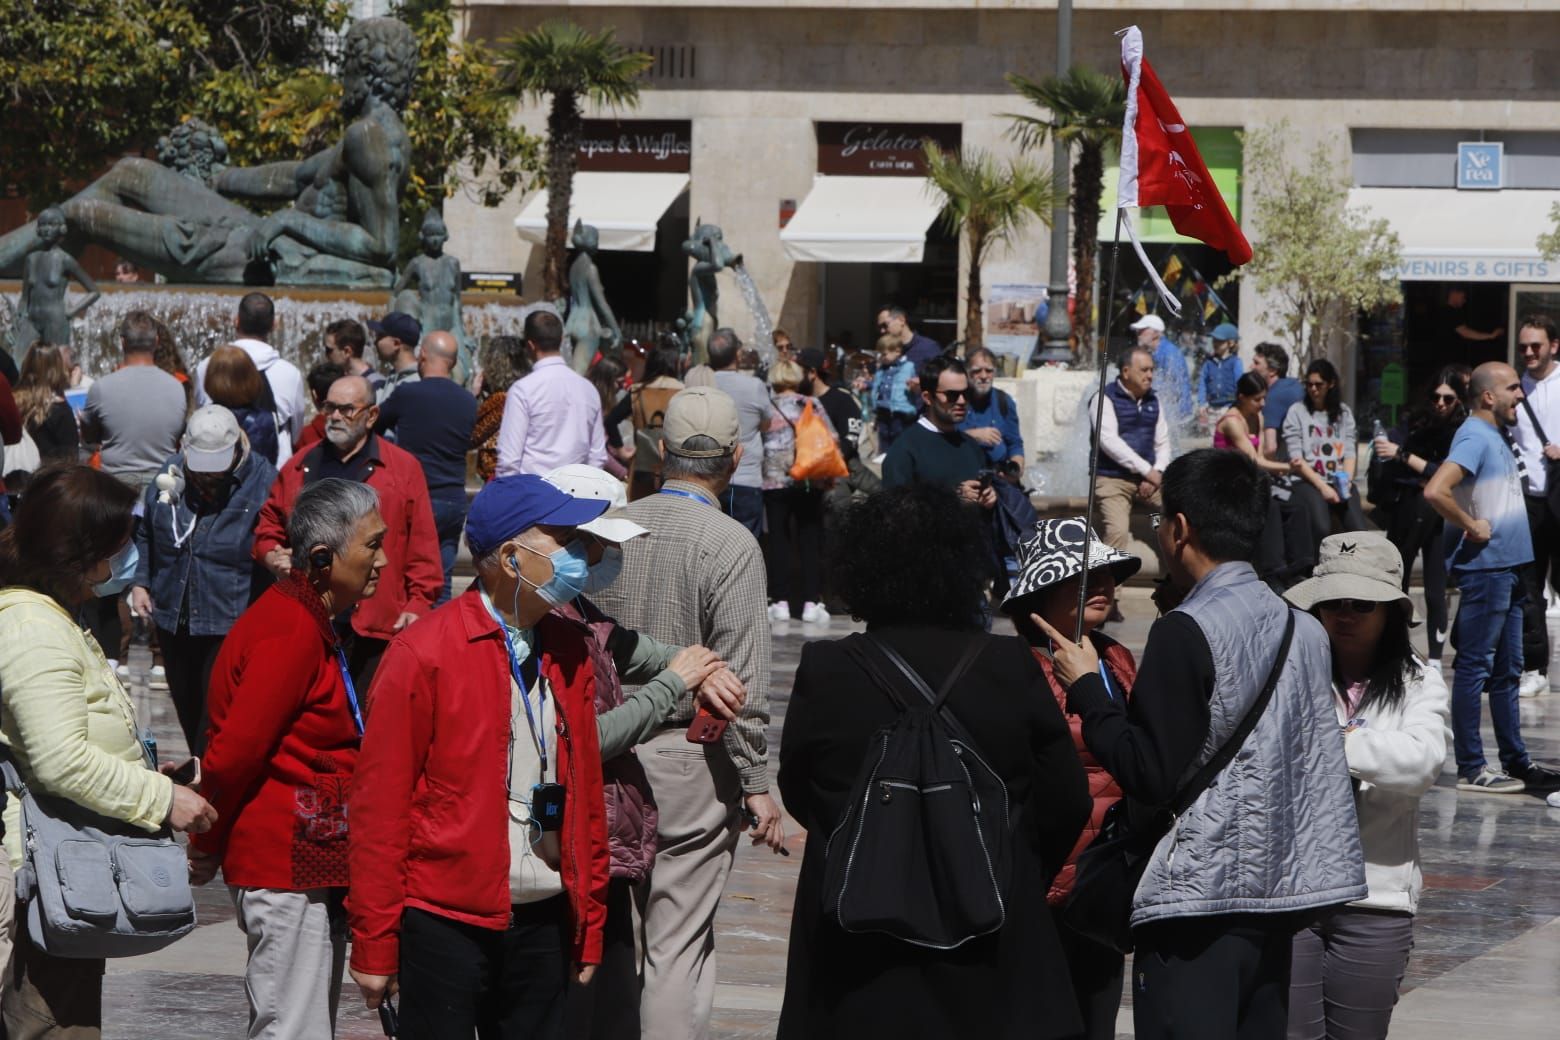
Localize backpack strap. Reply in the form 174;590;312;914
862;634;988;748
1520;396;1553;448
1167;609;1296;818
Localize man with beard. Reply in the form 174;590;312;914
881;356;997;513
958;346;1025;478
798;347;862;463
254;374;440;687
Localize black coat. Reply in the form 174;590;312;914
778;627;1092;1040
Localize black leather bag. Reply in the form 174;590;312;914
823;635;1010;950
1062;610;1296;954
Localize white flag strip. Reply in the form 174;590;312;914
1116;25;1182;317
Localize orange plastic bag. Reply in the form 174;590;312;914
789;399;849;481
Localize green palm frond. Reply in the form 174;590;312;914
492;21;655;108
1004;66;1126;153
922;142;1058;264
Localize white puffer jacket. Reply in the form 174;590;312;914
1337;662;1451;914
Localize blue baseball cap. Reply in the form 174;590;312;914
465;475;609;559
1211;322;1240;342
368;312;422;347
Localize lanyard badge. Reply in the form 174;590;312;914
333;647;365;736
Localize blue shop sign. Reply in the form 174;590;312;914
1457;142;1503;190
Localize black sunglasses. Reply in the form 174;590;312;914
1317;598;1379;615
933;388;971;402
1433;392;1458;404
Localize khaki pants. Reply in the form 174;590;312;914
631;729;741;1040
230;886;346;1040
1095;475;1161;551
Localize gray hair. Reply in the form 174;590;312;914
706;328;741;371
288;479;380;569
662;435;736;481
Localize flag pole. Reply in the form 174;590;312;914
1075;207;1126;643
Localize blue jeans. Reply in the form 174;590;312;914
1451;566;1529;779
430;491;469;606
724;484;763;540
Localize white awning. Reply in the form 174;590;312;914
514;172;689;253
780;176;942;264
1349;187;1560;282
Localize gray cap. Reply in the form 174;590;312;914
662;387;739;458
1284;532;1420;625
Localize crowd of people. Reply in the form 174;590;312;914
0;285;1553;1040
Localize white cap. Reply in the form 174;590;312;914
1129;314;1166;333
541;465;649;545
183;405;242;473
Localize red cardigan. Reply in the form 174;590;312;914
252;434;441;641
348;588;610;975
192;574;360;890
1033;632;1137;907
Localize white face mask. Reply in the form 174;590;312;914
583;544;624;594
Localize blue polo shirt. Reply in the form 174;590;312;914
1262;377;1304;433
959;388;1025;466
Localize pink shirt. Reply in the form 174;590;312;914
495;356;608;476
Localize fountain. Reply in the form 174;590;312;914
729;261;775;369
674;221;777;368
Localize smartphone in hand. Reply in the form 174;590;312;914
168;757;201;787
685;710;727;745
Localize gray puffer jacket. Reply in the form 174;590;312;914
1131;562;1367;927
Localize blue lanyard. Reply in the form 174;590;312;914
332;647;365;735
487;602;548;775
1047;638;1116;701
658;487;708;506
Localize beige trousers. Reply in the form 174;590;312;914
1094;475;1161;551
230;886;345;1040
632;728;741;1040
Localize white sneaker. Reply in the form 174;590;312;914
768;601;791;622
1520;670;1549;698
149;665;168;690
801;602;830;624
114;662;129;680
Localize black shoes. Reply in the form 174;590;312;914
1511;761;1560;791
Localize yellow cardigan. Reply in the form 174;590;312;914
0;588;173;867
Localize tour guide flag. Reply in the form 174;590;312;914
1117;25;1252;313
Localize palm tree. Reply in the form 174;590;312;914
1005;66;1126;355
922;142;1056;351
494;22;653;301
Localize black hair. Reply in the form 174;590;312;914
918;354;964;393
1304;358;1343;425
1161;448;1269;563
307;362;347;405
523;310;563;353
832;484;986;629
237;292;275;338
1404;365;1470;438
1326;601;1414;714
1235;371;1267;400
1115;345;1152;373
643;342;682;384
1253;342;1289;377
878;304;909;323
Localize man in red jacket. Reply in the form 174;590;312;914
348;474;612;1040
253;374;440;688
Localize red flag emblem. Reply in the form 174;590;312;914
1118;27;1252;266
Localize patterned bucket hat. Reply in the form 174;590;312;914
1001;516;1142;610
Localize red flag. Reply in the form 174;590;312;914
1118;27;1252;266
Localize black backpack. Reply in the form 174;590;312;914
822;634;1011;949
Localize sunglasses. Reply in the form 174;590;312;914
1519;341;1548;353
319;402;368;418
1317;598;1380;615
1433;392;1458;404
933;388;971;402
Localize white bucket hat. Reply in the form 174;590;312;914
540;465;649;545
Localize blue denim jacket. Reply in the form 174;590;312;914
132;448;278;636
872;357;917;416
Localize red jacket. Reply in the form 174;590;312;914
295;413;326;453
252;434;441;641
1033;632;1137;906
347;588;610;975
193;574;359;890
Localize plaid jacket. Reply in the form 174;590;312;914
592;479;772;792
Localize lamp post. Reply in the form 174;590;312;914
1035;0;1074;366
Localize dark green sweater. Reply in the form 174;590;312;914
881;421;988;490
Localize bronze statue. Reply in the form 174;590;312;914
563;221;622;374
392;210;475;384
678;221;736;366
0;18;416;288
12;207;100;353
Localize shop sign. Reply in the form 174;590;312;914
463;272;522;294
1456;142;1503;190
578;120;691;173
1394;253;1554;282
816;122;962;176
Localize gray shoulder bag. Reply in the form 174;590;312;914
1;752;196;958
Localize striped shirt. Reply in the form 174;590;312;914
591;479;772;793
